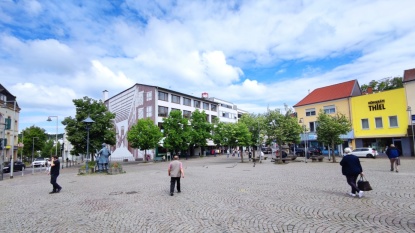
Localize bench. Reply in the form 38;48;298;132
153;157;165;162
311;156;324;162
272;155;297;164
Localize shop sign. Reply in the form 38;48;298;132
368;99;386;111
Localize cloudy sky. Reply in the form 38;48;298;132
1;0;415;134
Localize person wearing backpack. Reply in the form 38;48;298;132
386;144;401;172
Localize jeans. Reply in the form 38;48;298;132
170;177;181;194
50;174;62;192
346;174;360;194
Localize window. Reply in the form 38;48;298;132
222;111;229;118
183;110;191;119
309;121;318;132
171;108;180;113
183;97;191;106
211;115;217;122
194;100;201;108
146;91;152;101
172;95;180;104
375;117;383;128
146;106;152;117
158;91;168;101
206;114;209;122
361;119;369;129
158;106;168;117
305;108;316;116
389;116;398;127
138;108;143;119
203;102;209;110
211;104;217;112
323;105;336;114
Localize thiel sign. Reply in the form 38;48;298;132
368;99;386;111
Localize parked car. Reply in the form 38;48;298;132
352;148;377;158
3;161;26;173
261;147;272;154
308;147;322;155
322;148;339;155
32;157;47;167
293;148;313;158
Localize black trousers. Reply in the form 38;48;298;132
170;177;181;193
346;174;360;194
50;174;62;191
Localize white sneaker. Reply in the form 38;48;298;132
348;193;356;197
358;191;364;198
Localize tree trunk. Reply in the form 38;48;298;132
331;142;337;163
240;148;244;163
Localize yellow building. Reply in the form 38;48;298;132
351;88;409;154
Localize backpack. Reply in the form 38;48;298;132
390;148;399;158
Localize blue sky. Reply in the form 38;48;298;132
1;0;415;134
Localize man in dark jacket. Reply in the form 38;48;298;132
49;156;62;194
386;144;401;172
340;148;364;198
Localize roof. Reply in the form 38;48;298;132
293;80;360;107
403;68;415;83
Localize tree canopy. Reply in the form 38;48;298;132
127;118;163;159
316;111;352;163
162;110;191;155
18;126;48;160
361;77;403;92
189;109;212;152
61;96;116;159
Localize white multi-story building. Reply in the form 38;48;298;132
104;84;247;160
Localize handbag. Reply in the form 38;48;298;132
358;176;373;191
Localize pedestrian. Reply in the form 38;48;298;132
168;155;184;196
385;144;401;172
49;156;62;194
45;159;51;174
340;147;364;198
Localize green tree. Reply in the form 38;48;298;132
361;77;403;92
62;97;116;160
223;122;251;162
316;111;352;163
189;109;212;156
212;119;227;152
265;109;302;159
239;113;263;158
162;110;191;155
18;126;48;161
127;118;163;161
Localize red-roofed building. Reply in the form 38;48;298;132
293;80;362;152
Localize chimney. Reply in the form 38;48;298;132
103;90;109;101
367;87;373;94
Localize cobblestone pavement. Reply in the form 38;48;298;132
1;155;414;233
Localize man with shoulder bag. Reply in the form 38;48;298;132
386;144;401;173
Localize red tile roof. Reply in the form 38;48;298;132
294;80;359;107
403;68;415;82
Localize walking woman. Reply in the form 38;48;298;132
340;147;364;198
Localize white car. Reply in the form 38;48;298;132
32;158;47;167
352;148;377;158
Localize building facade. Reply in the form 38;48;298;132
104;84;243;160
0;84;20;162
403;68;415;156
293;80;361;151
351;88;410;155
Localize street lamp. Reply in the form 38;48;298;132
82;115;95;173
2;99;17;179
32;137;38;175
299;118;308;163
0;122;5;181
47;116;59;167
407;106;415;156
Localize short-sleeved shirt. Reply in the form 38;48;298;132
169;160;182;177
50;160;60;176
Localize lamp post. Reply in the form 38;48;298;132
299;118;308;163
2;99;17;178
258;121;261;163
82;115;95;173
32;137;38;175
0;122;5;181
407;106;415;156
47;116;59;167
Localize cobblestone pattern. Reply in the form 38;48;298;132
0;156;414;232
